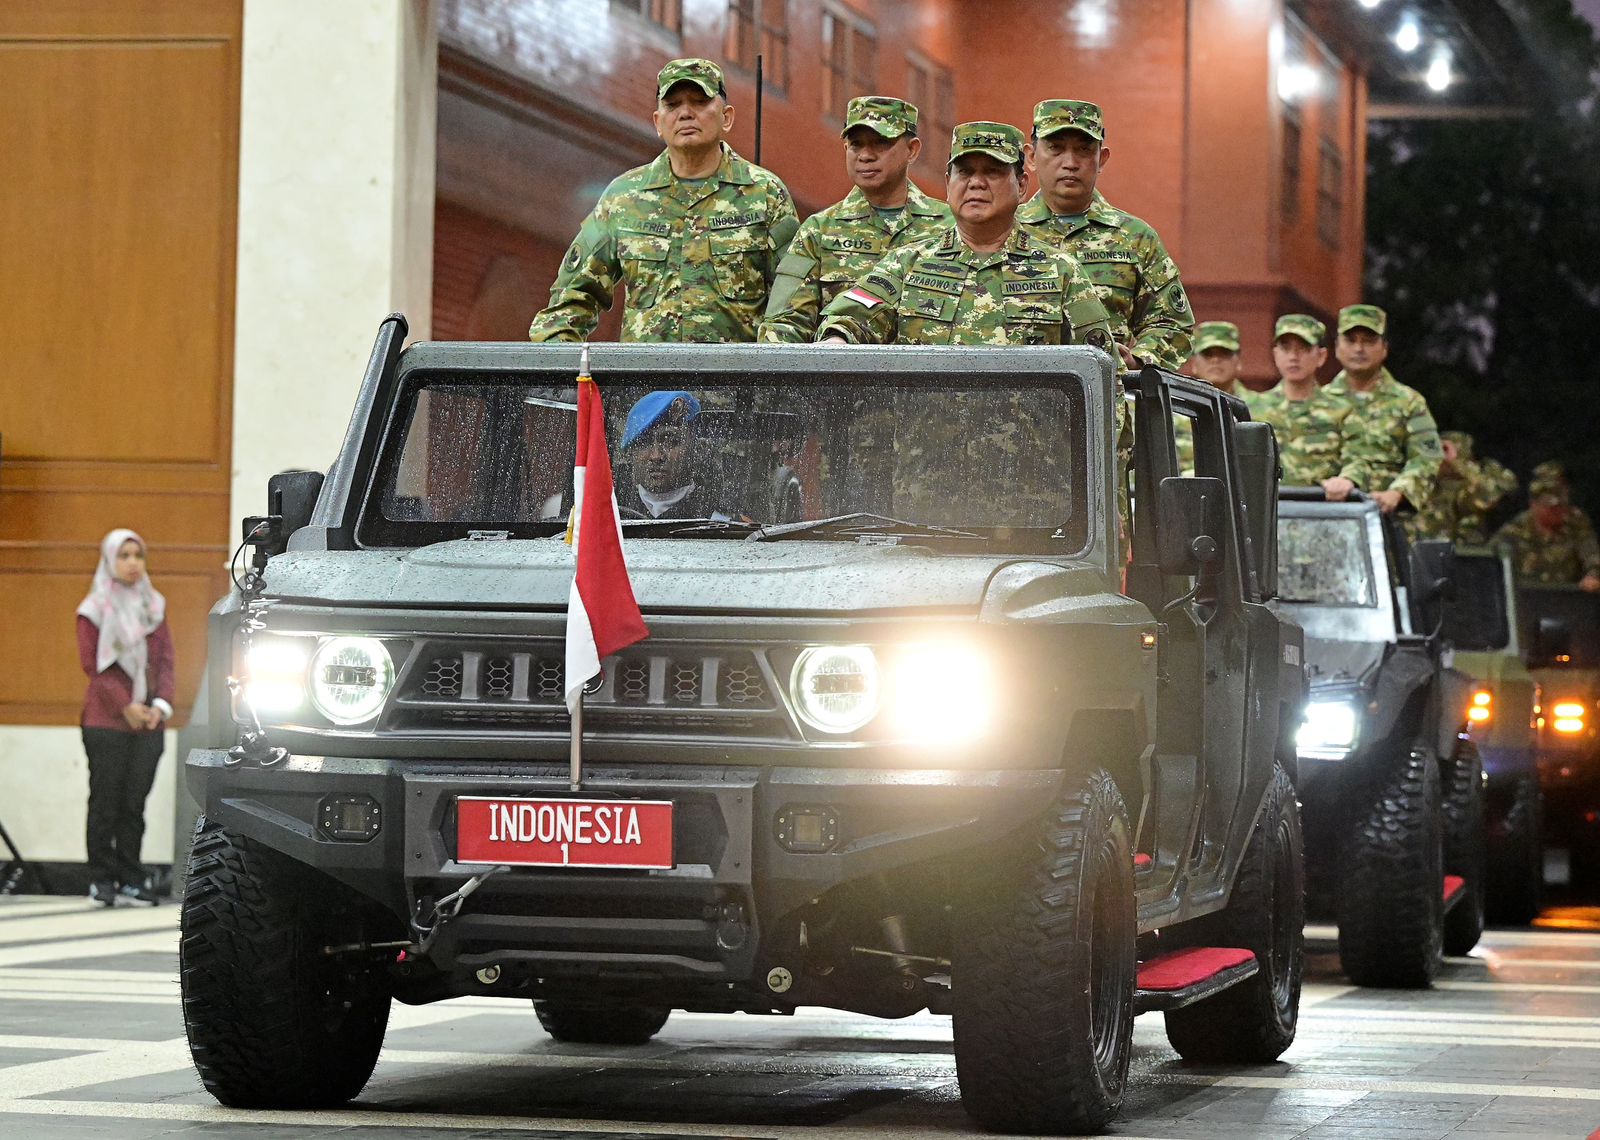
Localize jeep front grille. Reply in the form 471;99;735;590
391;642;791;739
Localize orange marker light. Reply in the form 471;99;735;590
1467;690;1492;724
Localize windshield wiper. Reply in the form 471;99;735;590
619;517;763;538
748;513;987;543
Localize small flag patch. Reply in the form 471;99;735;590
843;287;884;308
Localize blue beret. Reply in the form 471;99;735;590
621;390;700;449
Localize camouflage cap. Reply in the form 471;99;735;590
1337;303;1387;336
1532;460;1568;486
1033;99;1104;142
1192;320;1241;353
1530;472;1569;502
949;121;1026;165
1274;313;1326;346
842;96;918;139
657;58;725;101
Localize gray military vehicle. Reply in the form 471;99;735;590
179;317;1306;1134
1278;491;1486;988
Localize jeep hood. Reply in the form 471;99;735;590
256;540;1103;615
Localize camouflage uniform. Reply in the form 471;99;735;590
1250;384;1372;488
1493;475;1600;585
529;60;798;344
1325;304;1443;513
1017;100;1194;370
1413;431;1518;544
760;98;952;343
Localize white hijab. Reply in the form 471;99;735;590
76;529;167;705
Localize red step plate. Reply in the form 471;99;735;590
457;797;674;869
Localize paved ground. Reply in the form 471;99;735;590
3;896;1600;1139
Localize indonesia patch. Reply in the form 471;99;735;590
843;287;885;308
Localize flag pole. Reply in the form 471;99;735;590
570;690;584;791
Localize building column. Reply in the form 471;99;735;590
232;0;437;525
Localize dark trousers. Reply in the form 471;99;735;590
82;727;163;886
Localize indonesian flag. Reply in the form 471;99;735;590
565;351;648;714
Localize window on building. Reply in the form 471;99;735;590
906;51;955;169
1280;109;1302;223
725;0;789;92
612;0;682;35
822;4;877;123
1317;140;1343;248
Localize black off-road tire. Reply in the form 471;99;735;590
952;769;1136;1135
180;816;391;1108
1442;743;1487;956
1486;774;1543;925
1165;765;1304;1062
533;1002;671;1045
1337;751;1444;988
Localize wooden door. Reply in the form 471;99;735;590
0;0;241;725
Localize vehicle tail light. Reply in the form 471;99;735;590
1552;700;1586;735
1467;689;1492;725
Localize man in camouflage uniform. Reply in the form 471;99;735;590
1414;431;1518;544
1178;320;1258;472
1252;314;1373;499
758;97;951;343
1492;470;1600;591
816;122;1115;348
1018;100;1193;370
1326;304;1442;519
529;58;798;343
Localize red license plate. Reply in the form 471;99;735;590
456;797;673;869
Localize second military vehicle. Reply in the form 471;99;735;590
1519;584;1600;889
1443;548;1544;923
1278;490;1486;987
179;322;1306;1134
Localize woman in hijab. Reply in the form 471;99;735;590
76;529;174;906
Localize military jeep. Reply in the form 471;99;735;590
180;317;1305;1134
1442;548;1544;923
1518;584;1600;889
1277;491;1486;987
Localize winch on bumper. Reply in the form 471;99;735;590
188;748;1065;993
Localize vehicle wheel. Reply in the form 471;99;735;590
180;816;391;1107
952;769;1135;1134
1486;774;1543;925
1441;743;1486;956
1165;764;1304;1062
533;1001;671;1045
1337;751;1443;988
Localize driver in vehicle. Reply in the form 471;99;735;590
618;390;714;519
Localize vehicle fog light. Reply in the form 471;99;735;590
310;636;394;725
317;794;381;842
791;646;879;733
775;805;839;854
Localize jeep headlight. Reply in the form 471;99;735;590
888;643;994;745
1297;699;1359;760
791;646;879;734
309;637;394;726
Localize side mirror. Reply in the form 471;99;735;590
1157;476;1225;576
243;469;326;567
1535;616;1574;666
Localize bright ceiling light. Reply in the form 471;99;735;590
1359;0;1384;9
1277;62;1320;102
1395;14;1421;53
1426;50;1452;91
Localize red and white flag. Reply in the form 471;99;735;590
565;351;648;714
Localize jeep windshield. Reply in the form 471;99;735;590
360;370;1089;554
1277;516;1377;607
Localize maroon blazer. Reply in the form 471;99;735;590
77;614;175;732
